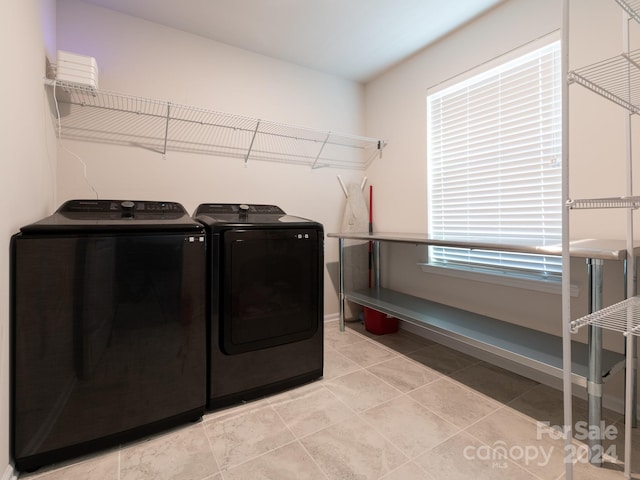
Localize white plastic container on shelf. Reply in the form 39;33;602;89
56;50;99;89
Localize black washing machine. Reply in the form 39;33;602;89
11;199;207;471
194;203;323;409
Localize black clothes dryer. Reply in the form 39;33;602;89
11;199;207;471
194;204;323;409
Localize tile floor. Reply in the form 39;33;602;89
20;320;640;480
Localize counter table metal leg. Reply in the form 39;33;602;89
586;256;637;468
338;237;345;332
373;240;381;289
587;258;604;466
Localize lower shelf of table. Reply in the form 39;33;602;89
346;288;625;388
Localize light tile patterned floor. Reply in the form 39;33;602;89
20;320;638;479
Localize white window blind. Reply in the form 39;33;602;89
427;40;562;277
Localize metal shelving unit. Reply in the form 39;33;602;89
562;1;640;478
44;79;386;169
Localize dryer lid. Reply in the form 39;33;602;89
193;203;321;228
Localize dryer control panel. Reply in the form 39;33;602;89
195;204;285;215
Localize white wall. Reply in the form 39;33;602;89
1;0;58;475
55;0;371;317
363;0;636;413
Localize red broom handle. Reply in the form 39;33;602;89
368;185;373;288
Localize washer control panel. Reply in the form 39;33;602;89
53;199;189;221
60;200;186;214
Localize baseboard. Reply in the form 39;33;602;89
324;312;339;323
602;395;629;420
2;464;16;480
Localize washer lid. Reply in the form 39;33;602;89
21;199;204;233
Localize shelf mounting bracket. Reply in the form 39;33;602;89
245;120;261;166
162;102;171;160
311;132;331;169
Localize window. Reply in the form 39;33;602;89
427;40;562;278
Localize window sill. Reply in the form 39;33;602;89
418;263;579;297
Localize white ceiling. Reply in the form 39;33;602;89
78;0;504;83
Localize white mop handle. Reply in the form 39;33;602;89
337;175;349;198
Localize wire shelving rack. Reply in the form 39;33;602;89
45;79;386;169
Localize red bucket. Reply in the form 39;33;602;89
363;307;399;335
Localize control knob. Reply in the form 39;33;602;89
121;200;135;217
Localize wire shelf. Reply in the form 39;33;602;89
615;0;640;25
566;196;640;209
570;296;640;336
569;48;640;114
46;79;386;169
